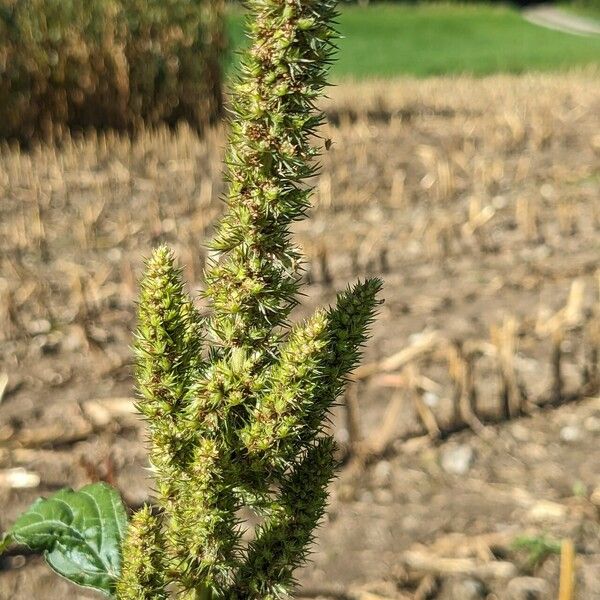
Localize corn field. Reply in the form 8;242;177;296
0;0;224;143
1;72;600;598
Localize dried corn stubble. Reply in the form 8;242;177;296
0;72;599;466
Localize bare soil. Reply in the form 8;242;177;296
0;73;599;599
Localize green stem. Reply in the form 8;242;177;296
195;585;212;600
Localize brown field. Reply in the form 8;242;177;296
1;72;600;599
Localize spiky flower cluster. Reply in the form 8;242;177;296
117;0;381;597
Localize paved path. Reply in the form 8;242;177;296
523;4;600;36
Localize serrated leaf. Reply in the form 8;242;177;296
3;482;128;597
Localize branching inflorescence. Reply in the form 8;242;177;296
117;0;382;598
0;0;381;597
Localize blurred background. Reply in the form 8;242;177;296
0;1;599;598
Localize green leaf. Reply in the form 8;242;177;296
2;482;128;596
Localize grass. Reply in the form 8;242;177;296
561;2;600;20
512;535;562;571
226;3;600;78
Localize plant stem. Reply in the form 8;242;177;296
195;585;212;600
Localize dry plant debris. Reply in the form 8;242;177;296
1;72;600;598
